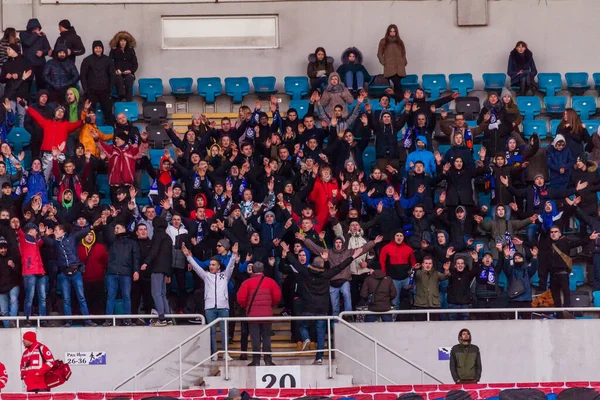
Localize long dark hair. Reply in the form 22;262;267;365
384;24;400;42
313;47;328;64
1;28;16;43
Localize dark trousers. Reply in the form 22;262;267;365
593;254;600;291
83;280;106;316
88;89;114;125
131;278;153;314
249;322;272;361
172;268;187;312
413;306;440;321
508;300;532;319
538;252;550;291
550;272;570;308
350;273;368;310
114;74;135;102
31;65;45;94
388;74;404;101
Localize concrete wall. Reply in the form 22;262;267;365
2;0;600;90
0;326;210;392
335;320;600;385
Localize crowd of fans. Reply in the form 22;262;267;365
0;19;598;365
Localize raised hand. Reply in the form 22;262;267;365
500;176;509;187
181;243;192;257
232;242;239;254
320;250;329;261
531;246;539;258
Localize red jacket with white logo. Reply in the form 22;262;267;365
20;342;55;391
0;361;7;391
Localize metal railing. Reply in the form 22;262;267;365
339;307;600;320
113;315;443;391
0;314;205;327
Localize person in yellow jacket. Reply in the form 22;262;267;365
79;110;113;156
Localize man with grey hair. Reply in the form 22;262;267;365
237;260;281;366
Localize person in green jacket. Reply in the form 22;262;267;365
413;255;449;320
449;328;482;383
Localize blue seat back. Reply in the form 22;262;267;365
593;291;600;307
401;74;419;93
149;148;174;169
583;120;600;135
7;127;31;151
497;271;508;289
367;76;391;98
571;96;597;119
224;77;250;103
197;77;222;104
96;174;109;196
289;100;309;119
572;264;585;286
565;72;590;90
593;73;600;89
516;96;541;119
436;144;450;156
449;73;474;97
252;76;277;94
544;96;567;114
284;76;309;100
137;78;164;102
482;73;507;90
95;103;105;126
362;146;376;175
421;74;447;100
114;102;139;122
522;120;548;140
550;119;561;136
97;125;114;135
169;77;193;96
537;73;562;95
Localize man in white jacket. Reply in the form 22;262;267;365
183;242;238;362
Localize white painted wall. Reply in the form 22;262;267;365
2;0;600;91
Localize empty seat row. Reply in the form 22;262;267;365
517;95;597;119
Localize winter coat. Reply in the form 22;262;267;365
447;265;477;306
336;47;371;89
165;223;189;270
0;253;19;293
306;53;334;88
109;31;138;74
79;123;113;157
77;234;108;282
377;36;407;78
19;19;51;67
557;125;591;160
449;330;482;383
237;273;281;317
17;229;44;276
98;141;144;186
379;241;416;281
440;120;489;148
0;108;15;145
303;238;375;282
43;44;79;91
522;134;547;182
414;268;449;308
20;342;55;391
54;27;85;62
406;136;436;176
371;117;401;159
546;135;575;188
435;166;487;207
308;177;341;232
360;270;397;312
479;214;532;258
24;170;48;206
507;48;537;87
477;103;509;155
444;144;475;169
43;227;90;272
319;73;354;116
569;162;600;214
24;90;52;149
188;254;236;310
328;123;370;173
403;171;435;211
502;256;538;302
0;54;32;100
25;106;85;152
106;233;140;276
80;50;115;92
143;218;173;275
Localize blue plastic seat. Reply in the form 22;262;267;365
114;102;139;122
497;271;508;289
149;148;175;169
367;76;390;98
516;96;541;119
550;119;561;136
6;127;31;151
583;120;600;135
593;73;600;90
593;291;600;307
449;73;474;97
289;100;309;119
544;96;567;115
169;77;193;97
537;73;562;96
482;73;507;91
522;120;548;140
437;144;450;156
362;146;376;175
252;76;277;96
572;264;585;287
284;76;309;100
95;104;105;126
97;125;114;135
421;74;447;100
401;74;419;93
96;174;109;197
197;77;222;104
571;96;597;119
565;72;590;93
137;78;164;102
224;77;250;104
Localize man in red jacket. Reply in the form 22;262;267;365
0;361;7;391
237;261;281;367
379;230;417;310
20;331;55;392
78;230;108;315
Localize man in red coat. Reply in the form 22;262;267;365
237;261;281;367
20;331;55;392
78;230;108;315
0;361;7;391
379;230;417;310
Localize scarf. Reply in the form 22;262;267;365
479;264;496;285
62;196;73;210
533;185;547;207
455;127;473;150
196;220;205;243
402;127;413;149
504;231;515;257
506;150;523;165
539;210;562;232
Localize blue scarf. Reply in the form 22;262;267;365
479;264;496;285
504;231;515;257
402;127;413;149
196;220;205;243
533;185;547;207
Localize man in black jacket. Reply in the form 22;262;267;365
281;241;362;365
132;222;153;325
0;45;32;126
24;90;51;160
54;20;85;63
80;40;115;125
19;19;51;93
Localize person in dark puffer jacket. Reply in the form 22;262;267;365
360;270;396;320
80;40;115;125
43;43;79;103
19;19;51;92
0;236;20;328
109;31;138;102
53;19;85;63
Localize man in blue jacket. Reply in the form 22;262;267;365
406;136;436;176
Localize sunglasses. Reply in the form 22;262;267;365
216;244;223;248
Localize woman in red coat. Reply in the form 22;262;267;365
308;165;341;232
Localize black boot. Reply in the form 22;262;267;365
247;357;260;367
264;357;276;366
239;354;248;361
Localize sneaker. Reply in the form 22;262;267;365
151;320;168;327
23;320;32;328
211;354;218;362
102;321;113;327
313;359;323;365
225;353;233;361
167;320;174;325
63;322;72;328
8;321;15;328
301;339;311;351
85;321;97;327
122;319;132;326
189;317;204;324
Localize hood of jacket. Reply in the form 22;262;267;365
371;269;385;279
26;18;42;31
341;47;364;65
109;31;137;49
307;53;334;65
552;134;566;147
458;328;472;344
66;87;80;104
153;216;168;231
416;135;428;149
53;43;69;59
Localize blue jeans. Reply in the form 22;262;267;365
447;303;470;320
364;314;393;322
329;281;352;316
344;71;365;90
392;277;412;309
106;275;132;315
300;312;326;360
60;271;91;323
205;308;229;355
151;273;170;319
0;285;19;327
24;275;47;318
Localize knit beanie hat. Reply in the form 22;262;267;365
23;331;37;342
218;238;231;251
501;88;512;99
